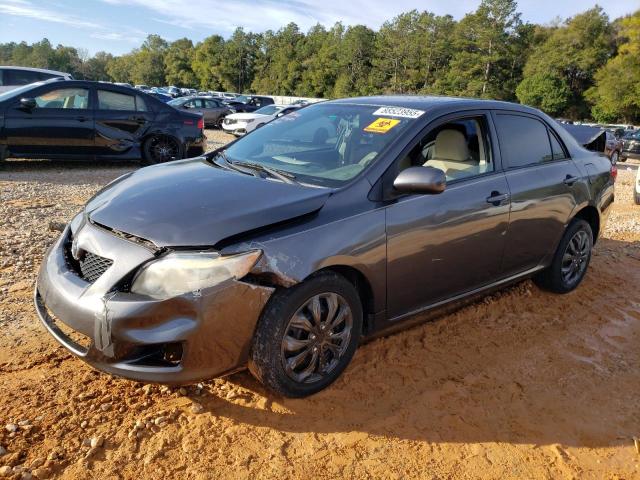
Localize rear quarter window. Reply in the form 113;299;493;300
98;90;136;110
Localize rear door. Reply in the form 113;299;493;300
492;111;581;275
94;88;154;157
4;84;94;156
203;98;226;125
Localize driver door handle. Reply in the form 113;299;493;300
486;191;510;206
76;115;89;122
129;116;146;124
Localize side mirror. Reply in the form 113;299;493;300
20;97;37;110
393;166;446;195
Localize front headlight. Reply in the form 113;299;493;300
130;250;261;300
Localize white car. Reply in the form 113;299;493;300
222;105;300;136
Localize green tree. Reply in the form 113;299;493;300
164;38;197;87
192;35;226;89
516;73;571;115
439;0;525;99
333;25;376;97
587;11;640;123
518;7;614;119
252;23;304;95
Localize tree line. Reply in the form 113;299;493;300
1;0;638;123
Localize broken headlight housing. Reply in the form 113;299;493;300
130;250;261;300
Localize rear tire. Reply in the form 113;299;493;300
249;272;362;398
534;219;593;293
141;135;182;166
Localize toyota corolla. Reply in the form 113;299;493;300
35;96;615;397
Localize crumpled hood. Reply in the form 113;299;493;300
85;158;330;248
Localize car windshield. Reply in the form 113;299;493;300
254;105;280;116
623;131;640;140
234;95;249;103
222;103;421;187
168;98;184;106
0;81;46;102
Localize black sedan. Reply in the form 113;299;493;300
224;95;274;113
0;79;206;164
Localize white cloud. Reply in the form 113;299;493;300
0;0;103;29
99;0;638;35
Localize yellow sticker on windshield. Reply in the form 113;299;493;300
364;117;400;134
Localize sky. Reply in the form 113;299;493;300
0;0;637;55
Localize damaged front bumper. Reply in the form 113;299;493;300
34;220;273;384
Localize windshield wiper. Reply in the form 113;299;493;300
212;150;254;176
232;161;299;185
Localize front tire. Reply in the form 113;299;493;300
249;272;362;398
534;219;593;293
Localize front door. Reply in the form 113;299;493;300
4;85;94;157
386;114;511;319
94;89;154;157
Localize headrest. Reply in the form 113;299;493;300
434;129;469;161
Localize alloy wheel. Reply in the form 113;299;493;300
561;230;590;285
150;136;179;163
281;293;353;384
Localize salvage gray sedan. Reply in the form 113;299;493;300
35;96;615;397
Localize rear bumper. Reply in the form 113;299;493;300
34;221;274;384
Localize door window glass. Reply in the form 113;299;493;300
34;88;89;109
98;90;136;110
549;130;567;160
494;114;554;167
400;116;494;182
5;69;41;85
204;100;219;108
135;95;148;112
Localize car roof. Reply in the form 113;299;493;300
328;95;540;115
0;65;70;77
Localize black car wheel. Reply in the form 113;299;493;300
216;117;225;129
142;135;182;165
534;219;593;293
249;272;362;398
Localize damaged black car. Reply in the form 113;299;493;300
35;96;615;397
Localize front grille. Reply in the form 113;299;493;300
79;252;113;282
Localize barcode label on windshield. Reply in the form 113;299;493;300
373;107;425;119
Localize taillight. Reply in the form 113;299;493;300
197;117;204;130
610;163;617;182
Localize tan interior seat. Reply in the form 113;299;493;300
425;129;479;179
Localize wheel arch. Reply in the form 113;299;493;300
571;205;600;244
312;265;375;335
